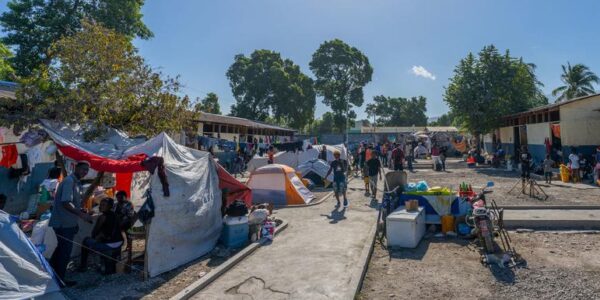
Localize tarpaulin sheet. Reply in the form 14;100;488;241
0;211;60;299
216;163;252;207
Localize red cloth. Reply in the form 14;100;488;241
215;163;252;208
57;144;170;197
0;145;18;168
57;144;147;172
115;172;133;197
551;124;561;138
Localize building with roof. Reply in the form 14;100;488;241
485;93;600;164
196;112;295;143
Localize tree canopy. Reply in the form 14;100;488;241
0;41;15;80
309;39;372;135
0;22;192;138
227;49;316;130
303;112;336;135
0;0;152;76
194;92;222;114
428;112;455;127
551;62;599;102
365;95;428;127
444;45;547;136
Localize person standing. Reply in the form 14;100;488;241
404;142;413;172
326;151;349;208
391;144;405;171
543;154;555;184
440;145;448;171
267;145;275;164
569;148;580;183
519;146;532;179
366;153;382;200
49;162;93;287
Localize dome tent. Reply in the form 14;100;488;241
247;164;315;206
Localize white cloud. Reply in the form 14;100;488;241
411;65;436;80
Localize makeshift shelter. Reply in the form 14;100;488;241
246;151;299;172
216;163;252;207
0;210;61;300
296;159;333;186
309;144;348;163
247;164;314;206
41;121;223;277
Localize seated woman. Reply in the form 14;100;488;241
78;197;123;275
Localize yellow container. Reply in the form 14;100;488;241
559;165;570;183
441;215;455;234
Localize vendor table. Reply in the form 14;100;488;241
398;193;468;224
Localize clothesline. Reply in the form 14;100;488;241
0;141;24;146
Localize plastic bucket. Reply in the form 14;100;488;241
441;215;455;234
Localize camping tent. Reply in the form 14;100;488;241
0;210;61;300
247;164;315;206
215;163;252;208
307;144;348;163
296;159;333;186
41;121;223;278
246;151;299;172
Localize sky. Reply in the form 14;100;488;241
3;0;600;120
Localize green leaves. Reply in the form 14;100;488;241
444;45;546;135
366;95;428;127
552;62;598;102
0;0;152;76
310;39;373;134
3;22;191;138
227;50;316;130
194;92;222;115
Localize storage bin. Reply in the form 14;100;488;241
220;216;249;248
386;206;425;248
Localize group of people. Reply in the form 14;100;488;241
518;145;600;185
44;162;136;287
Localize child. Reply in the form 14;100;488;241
543;154;555;184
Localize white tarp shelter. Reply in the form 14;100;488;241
0;210;61;300
247;144;348;172
41;121;223;277
296;159;333;185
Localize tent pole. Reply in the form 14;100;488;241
82;172;105;210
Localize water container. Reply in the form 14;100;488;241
220;216;249;248
441;215;455;234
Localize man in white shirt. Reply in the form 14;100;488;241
569;148;580;183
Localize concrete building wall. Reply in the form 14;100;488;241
499;126;515;156
526;122;551;163
560;98;600;147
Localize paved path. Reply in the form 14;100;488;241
191;177;380;299
504;209;600;229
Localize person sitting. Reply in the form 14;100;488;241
115;191;136;232
78;197;124;275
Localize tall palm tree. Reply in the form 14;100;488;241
552;63;599;102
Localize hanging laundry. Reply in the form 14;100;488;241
0;144;18;168
273;141;303;152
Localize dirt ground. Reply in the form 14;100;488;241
407;159;600;206
359;231;600;300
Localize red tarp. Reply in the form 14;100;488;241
57;144;148;173
215;163;252;208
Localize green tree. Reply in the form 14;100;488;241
226;49;316;130
365;95;427;126
303;112;336;135
0;0;153;76
444;45;546;146
0;22;191;137
0;42;15;80
428;112;455;126
309;39;373;136
551;63;599;102
195;92;222;114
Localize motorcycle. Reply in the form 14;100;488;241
463;182;524;268
465;181;496;254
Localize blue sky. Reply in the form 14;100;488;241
3;1;600;120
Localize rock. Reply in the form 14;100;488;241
198;271;207;278
389;294;396;298
550;250;556;254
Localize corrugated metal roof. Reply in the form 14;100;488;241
197;112;296;132
503;93;600;118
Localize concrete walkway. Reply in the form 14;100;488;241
191;177;380;299
504;209;600;229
